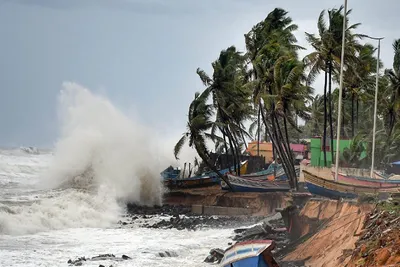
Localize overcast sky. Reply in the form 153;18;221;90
0;0;399;147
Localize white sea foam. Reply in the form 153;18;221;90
0;82;178;235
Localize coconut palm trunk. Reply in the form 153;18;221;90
194;143;234;191
351;92;355;137
257;103;261;156
225;128;238;174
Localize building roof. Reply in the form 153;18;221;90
247;141;305;155
246;141;273;156
290;144;306;153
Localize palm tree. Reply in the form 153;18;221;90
308;95;324;136
245;8;302;163
384;39;400;137
196;46;251;176
342;43;377;137
245;8;307;190
305;5;362;165
174;91;233;189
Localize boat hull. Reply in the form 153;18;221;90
221;240;277;267
306;181;357;199
221;173;290;192
163;161;248;189
242;166;300;181
335;172;400;188
164;176;219;189
303;170;400;199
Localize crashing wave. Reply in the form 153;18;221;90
0;82;173;235
20;146;40;155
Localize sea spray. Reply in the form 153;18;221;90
42;82;166;205
0;82;175;235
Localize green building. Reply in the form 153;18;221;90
310;137;366;167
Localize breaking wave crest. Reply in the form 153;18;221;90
0;82;171;235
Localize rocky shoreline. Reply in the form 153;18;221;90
67;204;307;266
124;203;266;230
125;203;305;266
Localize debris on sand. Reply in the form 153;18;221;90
346;199;400;266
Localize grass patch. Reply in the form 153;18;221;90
356;258;366;266
378;201;400;214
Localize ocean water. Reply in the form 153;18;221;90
0;83;233;266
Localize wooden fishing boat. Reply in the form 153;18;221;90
243;164;282;177
221;173;290;192
242;166;300;181
164;161;248;189
334;171;400;188
303;170;400;200
164;175;219;189
220;240;279;267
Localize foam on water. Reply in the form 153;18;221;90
0;82;232;266
0;227;233;267
0;82;176;235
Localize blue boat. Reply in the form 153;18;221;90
221;173;290;192
220;240;279;267
244;163;282;176
303;170;400;200
305;180;357;199
160;166;181;179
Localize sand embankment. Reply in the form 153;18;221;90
284;199;373;267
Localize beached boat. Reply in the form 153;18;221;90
221;173;290;192
220;240;279;267
163;161;248;189
242;165;300;181
303;170;400;199
334;171;400;188
164;175;219;189
244;164;282;177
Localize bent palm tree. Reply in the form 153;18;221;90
174;91;233;190
305;5;362;164
197;46;251;176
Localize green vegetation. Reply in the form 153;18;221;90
174;5;400;190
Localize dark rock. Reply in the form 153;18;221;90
122;255;131;260
142;214;265;231
99;265;105;267
68;257;86;266
91;254;115;261
158;251;178;257
204;248;224;263
126;203;192;216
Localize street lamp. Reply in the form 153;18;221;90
365;36;384;178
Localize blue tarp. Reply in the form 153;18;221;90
391;161;400;165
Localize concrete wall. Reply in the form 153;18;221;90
310;138;367;167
